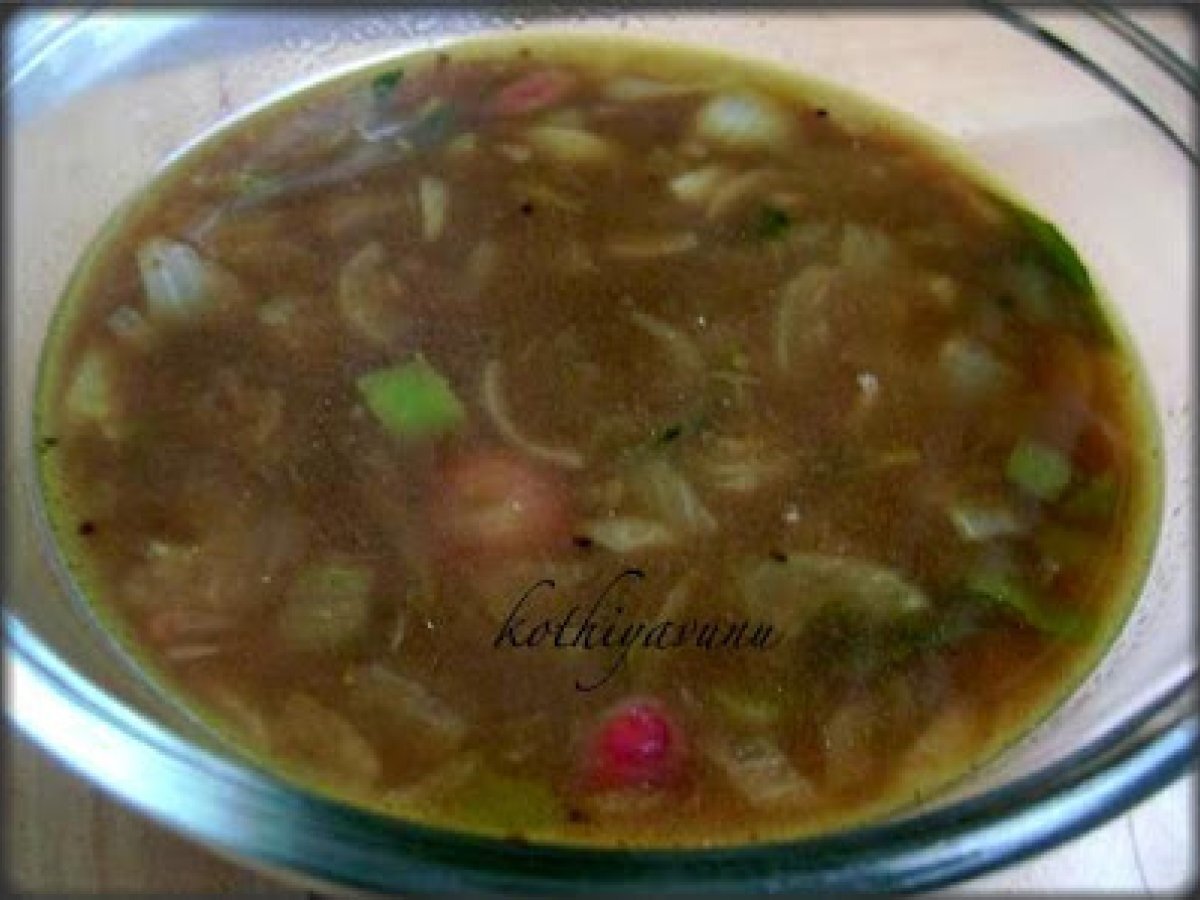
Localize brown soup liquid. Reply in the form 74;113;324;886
36;36;1160;847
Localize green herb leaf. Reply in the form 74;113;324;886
805;596;985;678
999;197;1112;343
371;68;405;103
962;570;1090;639
657;423;684;444
756;205;793;240
408;99;458;149
1008;203;1093;296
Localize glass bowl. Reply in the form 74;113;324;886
5;6;1196;894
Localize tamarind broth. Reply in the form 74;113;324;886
34;37;1159;847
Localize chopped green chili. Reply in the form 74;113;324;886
1006;438;1072;502
357;355;465;440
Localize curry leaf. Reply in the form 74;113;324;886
756;205;793;240
371;68;405;103
1000;197;1113;343
963;571;1091;639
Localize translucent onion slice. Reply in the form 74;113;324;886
481;360;585;469
695;91;793;152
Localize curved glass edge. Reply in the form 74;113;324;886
7;611;1195;894
980;1;1197;162
4;9;199;125
1084;4;1199;97
5;10;83;85
5;4;1197;895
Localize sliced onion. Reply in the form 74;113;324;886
136;238;210;317
774;264;836;372
481;360;584;469
628;310;704;377
145;607;235;645
705;168;780;221
524;125;618;166
386;753;483;807
708;370;761;408
946;500;1027;541
839;223;894;275
938;335;1015;400
275;692;381;785
691;435;790;494
276;564;373;654
695;92;793;152
326;193;407;240
627;575;697;685
604;76;698;102
658;573;696;621
703;732;816;809
738;553;929;636
348;664;467;749
164;644;223;663
387;608;408;653
65;348;116;433
337;241;407;347
460;239;499;301
669;165;727;205
606;232;698;259
105;304;153;346
698;459;782;494
849;370;881;422
202;682;269;749
582;517;676;553
418;175;448;241
232;142;400;214
628;458;716;535
902;704;977;772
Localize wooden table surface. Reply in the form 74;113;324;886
7;7;1194;897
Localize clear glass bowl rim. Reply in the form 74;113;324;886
4;5;1197;894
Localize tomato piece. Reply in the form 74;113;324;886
581;697;688;792
1073;413;1124;475
488;69;577;117
1033;333;1094;402
434;450;570;558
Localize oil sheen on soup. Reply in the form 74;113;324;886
35;37;1159;847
